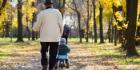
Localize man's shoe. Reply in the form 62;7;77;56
42;66;47;70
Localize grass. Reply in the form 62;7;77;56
0;38;140;65
0;38;40;61
0;37;78;61
83;43;140;65
69;37;95;43
69;38;140;65
0;52;12;59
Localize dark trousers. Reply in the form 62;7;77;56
40;42;58;70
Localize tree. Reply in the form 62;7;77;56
125;0;139;56
86;0;90;42
136;14;140;38
16;0;24;42
68;0;83;43
92;0;97;43
107;17;112;42
31;2;37;41
23;0;37;40
99;4;104;43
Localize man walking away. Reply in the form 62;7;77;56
33;0;64;70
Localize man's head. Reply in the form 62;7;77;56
44;0;53;8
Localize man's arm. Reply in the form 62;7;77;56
32;11;43;32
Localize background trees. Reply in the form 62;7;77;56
66;0;140;56
0;0;139;56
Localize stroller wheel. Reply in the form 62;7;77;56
59;61;65;68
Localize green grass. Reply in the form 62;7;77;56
0;52;12;59
83;43;140;65
69;38;95;43
69;38;140;65
0;38;34;43
0;37;140;65
0;38;40;61
69;38;79;43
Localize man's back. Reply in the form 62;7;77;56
33;8;63;42
41;9;60;26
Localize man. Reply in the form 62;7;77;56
33;0;64;70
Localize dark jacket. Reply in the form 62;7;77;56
62;24;70;37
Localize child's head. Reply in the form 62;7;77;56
60;38;66;44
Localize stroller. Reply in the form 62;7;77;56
55;38;70;69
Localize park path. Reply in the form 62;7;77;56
0;43;139;70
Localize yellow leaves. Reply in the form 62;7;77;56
32;7;37;13
115;12;124;22
12;18;18;28
104;0;112;8
137;19;140;26
89;19;93;31
0;3;9;24
113;20;118;26
117;26;122;30
113;0;121;8
120;0;126;12
22;0;37;26
122;23;128;29
0;0;2;4
98;0;112;8
113;21;128;30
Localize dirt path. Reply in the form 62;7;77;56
0;43;139;70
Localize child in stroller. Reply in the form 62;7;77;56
55;38;70;69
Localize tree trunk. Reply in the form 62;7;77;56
111;27;114;43
26;17;31;40
114;26;117;46
5;21;10;37
32;13;37;41
2;21;5;37
77;11;82;43
86;0;89;43
99;5;104;43
137;27;140;37
16;0;24;42
125;0;139;56
26;26;31;40
137;14;140;37
136;26;140;45
92;0;97;43
107;18;112;43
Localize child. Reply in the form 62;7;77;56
56;38;70;68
